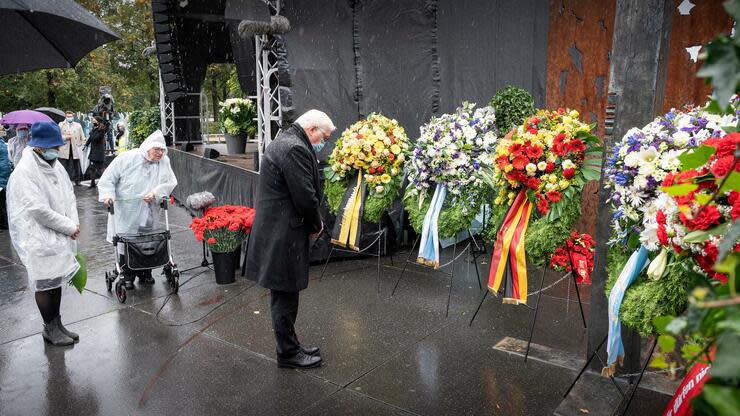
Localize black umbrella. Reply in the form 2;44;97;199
35;107;66;123
0;0;119;75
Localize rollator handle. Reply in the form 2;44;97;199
160;196;169;210
106;203;114;215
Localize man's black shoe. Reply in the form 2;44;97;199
277;352;322;369
301;346;320;356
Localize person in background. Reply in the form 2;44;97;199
98;130;177;289
8;123;30;167
84;117;107;188
7;121;81;346
115;121;127;151
0;125;7;142
0;131;10;230
246;109;334;369
58;111;86;186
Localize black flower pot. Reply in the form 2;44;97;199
212;249;239;284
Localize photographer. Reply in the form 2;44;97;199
92;93;115;152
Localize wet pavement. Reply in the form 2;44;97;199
0;188;671;415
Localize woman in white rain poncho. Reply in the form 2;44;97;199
98;130;177;288
7;121;81;346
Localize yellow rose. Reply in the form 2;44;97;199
559;180;570;190
381;174;391;184
390;144;401;155
548;174;557;184
374;141;385;151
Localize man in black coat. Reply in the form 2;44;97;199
246;109;335;369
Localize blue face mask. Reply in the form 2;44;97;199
312;140;326;153
17;130;28;139
40;149;59;161
66;117;73;123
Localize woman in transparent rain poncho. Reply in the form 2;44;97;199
7;122;82;346
98;130;177;290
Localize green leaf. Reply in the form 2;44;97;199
666;317;688;335
697;37;740;113
69;253;87;294
718;220;740;261
649;355;668;369
695;193;713;205
661;183;699;196
657;335;677;353
680;343;704;361
711;332;740;378
700;385;740;416
678;145;716;170
653;316;675;335
717;170;740;194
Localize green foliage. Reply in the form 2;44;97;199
218;98;257;137
605;244;631;294
679;145;716;169
696;0;740;112
324;173;399;224
128;107;160;148
405;190;490;240
0;0;158;113
489;86;536;134
613;258;693;336
523;198;581;267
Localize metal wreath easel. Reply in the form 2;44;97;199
562;335;658;416
467;222;588;362
390;229;485;317
319;223;392;293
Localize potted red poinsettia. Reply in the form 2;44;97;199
190;205;255;284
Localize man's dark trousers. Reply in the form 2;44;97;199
271;289;300;357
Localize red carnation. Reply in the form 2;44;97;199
525;145;544;159
536;195;550;215
563;168;576;179
568;139;585;154
655;209;666;226
545;162;555;173
369;167;376;174
377;166;384;173
509;143;524;156
526;177;542;190
679;205;721;230
710;154;734;178
388;153;395;161
553;142;568;157
730;191;740;220
207;237;216;244
546;190;562;202
656;223;668;246
527;128;539;135
497;156;510;170
512;155;529;170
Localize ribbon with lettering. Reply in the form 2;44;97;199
416;184;447;268
331;170;365;251
602;245;649;377
663;358;712;416
487;190;534;304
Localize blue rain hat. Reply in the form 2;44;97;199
28;121;65;148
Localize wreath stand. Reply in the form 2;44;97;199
318;223;391;293
390;229;483;317
562;335;657;416
468;243;588;361
181;208;213;274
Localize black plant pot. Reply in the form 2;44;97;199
212;249;238;284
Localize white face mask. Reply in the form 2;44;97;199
66;117;73;123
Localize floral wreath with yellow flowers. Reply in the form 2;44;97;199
325;113;411;223
482;108;602;266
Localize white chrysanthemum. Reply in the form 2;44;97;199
624;152;640;167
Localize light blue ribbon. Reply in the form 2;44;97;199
418;184;446;267
605;245;649;374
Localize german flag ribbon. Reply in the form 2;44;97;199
417;184;446;268
331;170;365;251
487;190;533;305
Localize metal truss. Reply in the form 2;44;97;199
158;70;176;144
254;0;284;166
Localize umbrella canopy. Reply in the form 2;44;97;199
0;0;119;75
35;107;66;123
0;109;52;125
